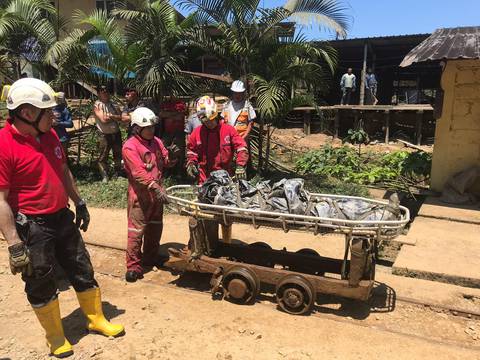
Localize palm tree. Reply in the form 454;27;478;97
48;0;196;97
176;0;349;119
0;0;64;80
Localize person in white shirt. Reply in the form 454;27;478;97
340;68;356;105
221;80;256;139
93;86;123;182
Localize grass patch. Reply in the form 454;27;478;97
72;162;185;209
77;177;129;209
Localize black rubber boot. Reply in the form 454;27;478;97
125;271;143;283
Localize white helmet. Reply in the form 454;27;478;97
131;107;157;127
231;80;246;93
6;78;58;110
196;95;218;121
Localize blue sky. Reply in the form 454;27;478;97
176;0;478;40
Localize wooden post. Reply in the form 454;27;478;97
415;110;423;145
353;110;359;130
257;115;264;173
359;41;368;105
303;110;311;135
384;110;390;144
334;110;340;139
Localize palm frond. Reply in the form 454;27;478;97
283;0;350;38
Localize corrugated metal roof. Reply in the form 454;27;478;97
400;26;480;67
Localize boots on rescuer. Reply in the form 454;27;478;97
76;288;125;337
32;298;74;358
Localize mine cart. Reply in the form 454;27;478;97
164;185;410;315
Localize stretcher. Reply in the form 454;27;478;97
164;185;410;315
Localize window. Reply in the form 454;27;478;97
96;0;117;14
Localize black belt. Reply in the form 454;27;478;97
17;207;69;224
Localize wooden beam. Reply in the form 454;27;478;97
384;110;390;144
359;41;368;105
334;110;340;139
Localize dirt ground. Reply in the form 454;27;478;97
270;128;433;154
1;211;480;360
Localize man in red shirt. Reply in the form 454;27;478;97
0;78;124;358
186;96;248;245
186;96;248;184
122;107;173;282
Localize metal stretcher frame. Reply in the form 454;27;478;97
166;185;410;240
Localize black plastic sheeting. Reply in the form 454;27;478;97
198;170;401;221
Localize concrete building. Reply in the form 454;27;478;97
401;26;480;192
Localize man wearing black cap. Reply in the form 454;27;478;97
121;87;147;138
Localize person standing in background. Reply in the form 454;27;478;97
340;68;356;105
52;92;73;159
121;87;146;138
366;68;378;105
93;86;123;182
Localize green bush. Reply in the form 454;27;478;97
296;144;432;190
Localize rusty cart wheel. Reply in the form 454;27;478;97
289;248;324;275
275;275;316;315
249;242;275;267
223;266;260;304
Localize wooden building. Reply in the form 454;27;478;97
400;26;480;192
321;34;441;106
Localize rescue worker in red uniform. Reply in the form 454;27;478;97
186;96;248;244
158;100;187;176
186;96;248;184
0;78;124;358
122;107;173;282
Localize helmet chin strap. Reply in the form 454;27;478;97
15;109;46;135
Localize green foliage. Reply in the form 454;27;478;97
304;176;369;197
0;0;65;80
344;127;369;145
178;0;348;120
77;177;128;209
296;144;432;190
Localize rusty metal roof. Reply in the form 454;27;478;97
400;26;480;67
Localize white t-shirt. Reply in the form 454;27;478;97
343;74;355;88
222;100;256;127
94;100;120;134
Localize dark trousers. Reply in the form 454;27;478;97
341;87;354;105
15;208;97;306
97;130;122;174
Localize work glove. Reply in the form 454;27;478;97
8;242;32;276
235;166;247;181
75;201;90;232
186;163;199;180
167;143;182;160
152;184;169;204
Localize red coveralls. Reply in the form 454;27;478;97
122;135;170;273
186;122;248;184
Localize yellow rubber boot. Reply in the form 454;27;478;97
32;298;73;358
76;288;125;337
